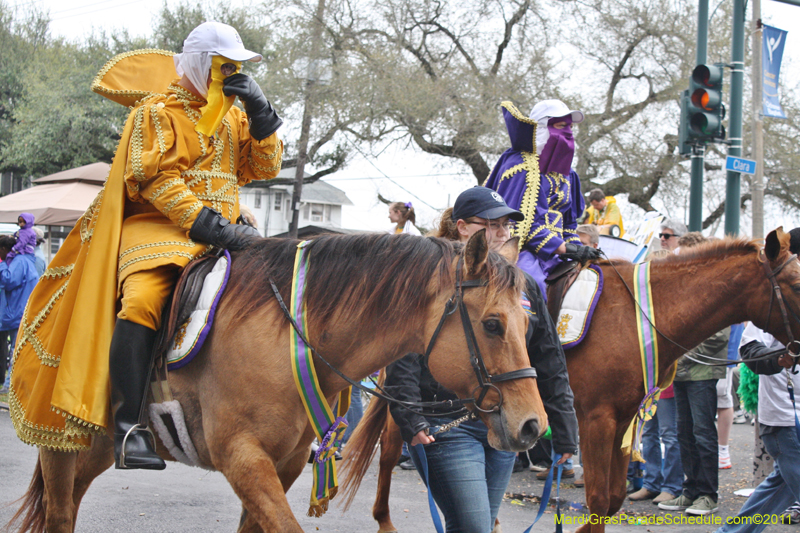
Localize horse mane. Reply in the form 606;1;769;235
224;233;521;338
660;237;761;264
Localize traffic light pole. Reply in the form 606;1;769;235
688;0;709;232
724;0;746;236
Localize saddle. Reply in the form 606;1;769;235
545;261;581;322
148;251;229;469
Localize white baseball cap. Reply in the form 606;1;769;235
529;99;584;124
183;21;262;63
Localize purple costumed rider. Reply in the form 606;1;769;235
484;100;600;298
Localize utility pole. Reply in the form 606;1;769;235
751;3;764;239
724;0;746;236
688;0;708;232
288;0;327;239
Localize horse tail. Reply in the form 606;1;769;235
8;455;46;533
339;379;389;511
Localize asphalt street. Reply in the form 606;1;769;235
0;407;788;532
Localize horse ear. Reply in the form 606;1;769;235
765;227;788;262
498;237;519;265
464;229;489;277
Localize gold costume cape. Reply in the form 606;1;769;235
9;50;283;451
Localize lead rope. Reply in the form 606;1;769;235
523;452;564;533
787;375;800;443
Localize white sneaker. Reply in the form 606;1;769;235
719;455;731;469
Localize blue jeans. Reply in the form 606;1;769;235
3;329;18;389
342;386;364;444
674;379;719;501
715;426;800;533
410;418;516;533
642;397;683;496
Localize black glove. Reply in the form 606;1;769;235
222;73;283;140
561;242;602;263
189;207;259;251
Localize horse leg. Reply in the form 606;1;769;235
374;412;402;533
606;433;632;519
574;412;617;533
72;436;115;525
235;445;309;533
39;449;78;533
219;438;304;533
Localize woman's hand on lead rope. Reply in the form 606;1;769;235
411;430;435;446
556;452;573;465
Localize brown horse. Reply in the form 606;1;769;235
7;231;548;533
341;227;800;533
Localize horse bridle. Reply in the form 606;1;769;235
760;250;800;360
269;250;538;418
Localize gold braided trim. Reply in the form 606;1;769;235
91;49;175;104
499;162;528;184
28;281;69;334
41;264;74;280
7;387;99;452
196;192;236;205
226;118;236;174
182;169;238;185
534;232;557;254
130;106;147;182
119;239;197;260
150;104;167;155
251;137;282;162
162;189;194;215
148;178;185;203
25;329;60;367
248;152;282;179
179;202;204;227
80;188;104;243
211;134;225;171
118;250;200;275
170;83;204;104
512;151;542;251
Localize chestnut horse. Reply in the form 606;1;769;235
341;228;800;533
8;231;548;533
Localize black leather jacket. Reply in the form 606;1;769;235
385;273;579;455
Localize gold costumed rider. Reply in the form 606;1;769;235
9;22;284;470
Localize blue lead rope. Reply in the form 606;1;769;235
524;452;564;533
410;443;445;533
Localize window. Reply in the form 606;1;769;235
311;204;324;222
274;193;282;210
254;190;262;209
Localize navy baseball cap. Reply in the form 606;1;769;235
452;187;524;222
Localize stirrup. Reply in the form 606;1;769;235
118;423;157;469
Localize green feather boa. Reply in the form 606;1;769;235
738;363;760;414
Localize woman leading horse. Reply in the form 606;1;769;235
341;187;578;533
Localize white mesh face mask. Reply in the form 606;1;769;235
173;51;213;98
535;119;549;156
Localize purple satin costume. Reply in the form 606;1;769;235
484;104;584;299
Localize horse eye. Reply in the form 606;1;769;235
792;284;800;294
483;319;503;336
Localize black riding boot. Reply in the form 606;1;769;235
110;319;166;470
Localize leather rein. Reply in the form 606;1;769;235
268;252;537;418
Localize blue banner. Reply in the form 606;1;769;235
762;24;788;119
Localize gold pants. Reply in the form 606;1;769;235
118;265;179;330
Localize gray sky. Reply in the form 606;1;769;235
10;0;800;235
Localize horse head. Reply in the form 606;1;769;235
426;230;548;452
754;227;800;349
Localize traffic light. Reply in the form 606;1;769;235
689;64;725;141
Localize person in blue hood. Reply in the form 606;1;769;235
0;234;39;392
484;100;601;298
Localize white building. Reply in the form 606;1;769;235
238;167;354;237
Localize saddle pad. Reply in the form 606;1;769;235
556;265;603;349
166;251;231;369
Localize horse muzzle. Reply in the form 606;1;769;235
483;410;543;452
